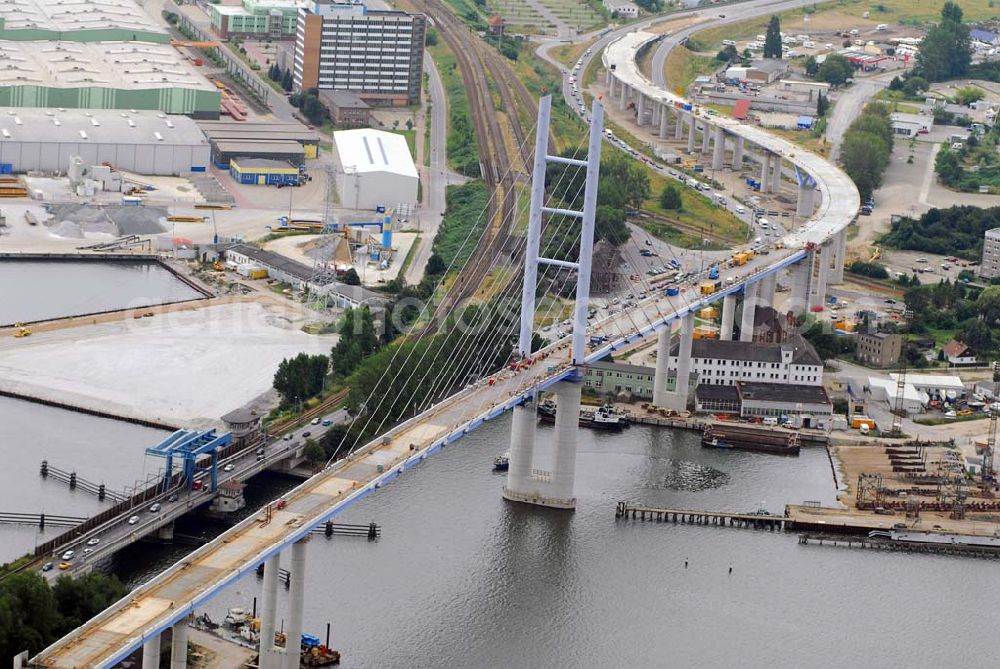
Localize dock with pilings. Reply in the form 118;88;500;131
614;501;788;531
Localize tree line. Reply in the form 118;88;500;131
881;205;1000;261
0;571;126;659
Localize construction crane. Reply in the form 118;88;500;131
891;360;906;438
984;362;1000;483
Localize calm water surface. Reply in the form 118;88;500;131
0;397;169;561
0;260;203;324
115;418;988;668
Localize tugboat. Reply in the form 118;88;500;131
493;452;510;471
537;400;628;431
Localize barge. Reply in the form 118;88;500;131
701;423;800;455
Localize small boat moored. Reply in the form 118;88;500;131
493;452;510;471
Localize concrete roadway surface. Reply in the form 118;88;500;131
38;407;351;582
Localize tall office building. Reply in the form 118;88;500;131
293;0;425;107
981;227;1000;279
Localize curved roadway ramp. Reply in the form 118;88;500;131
32;19;859;669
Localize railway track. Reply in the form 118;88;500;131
404;0;540;326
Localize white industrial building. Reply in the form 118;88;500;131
332;128;418;211
868;376;927;414
0;108;211;175
669;337;824;387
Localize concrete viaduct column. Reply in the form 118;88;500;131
619;82;628;112
606;69;612;90
720;294;736;341
789;259;810;314
170;622;188;669
796;184;815;218
659;103;669;137
143;635;161;669
769;156;782;193
701;122;711;154
653;324;671;406
739;281;759;342
259;554;281;669
760;273;777;305
284;538;308;669
733;136;744;168
686;114;696;153
759;152;771;192
830;229;846;284
675;110;684;140
549;381;581;508
712;125;726;170
636;94;646;125
669;313;695;411
807;246;829;311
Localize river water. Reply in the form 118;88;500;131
111;418;989;667
0;260;204;324
0;397;169;562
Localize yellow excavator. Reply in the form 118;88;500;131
12;322;31;338
870;246;881;262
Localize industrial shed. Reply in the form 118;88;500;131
0;108;211;175
332;128;418;211
198;121;321;162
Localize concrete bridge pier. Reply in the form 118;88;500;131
659;102;670;137
760;273;777;305
666;313;695;411
651;100;660;128
805;246;829;311
712;126;725;170
701;121;711;154
789;259;810;314
170;622;188;669
733;136;744;167
259;554;281;669
830;229;846;284
653;322;671;406
686;114;696;153
548;381;582;509
675;109;684;140
796;184;815;217
284;538;308;669
719;294;736;341
619;82;628;111
759;152;771;192
636;94;646;125
739;281;759;342
503;401;537;502
142;635;160;669
770;156;782;193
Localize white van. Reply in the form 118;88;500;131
735;204;746;214
722;39;736;47
762;417;778;426
876;24;887;31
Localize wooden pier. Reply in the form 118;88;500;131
614;501;787;531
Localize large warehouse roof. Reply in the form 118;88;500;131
0;108;209;147
0;0;166;40
332;128;417;177
0;41;215;92
198;120;321;144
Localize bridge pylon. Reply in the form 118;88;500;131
503;94;604;510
